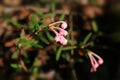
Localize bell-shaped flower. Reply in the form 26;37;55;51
49;21;68;45
88;50;104;72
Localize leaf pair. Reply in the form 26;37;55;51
56;46;76;61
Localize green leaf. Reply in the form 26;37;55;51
39;24;48;28
7;18;22;27
45;31;54;41
62;46;76;51
38;18;43;23
33;44;43;48
12;50;18;59
44;13;55;18
29;24;35;30
44;13;52;17
28;24;37;33
59;13;65;21
92;21;98;32
33;67;39;75
16;38;26;44
10;64;21;69
35;10;43;16
82;32;92;45
32;58;40;75
62;54;70;62
16;38;43;48
23;51;28;59
53;46;57;52
34;58;40;67
50;2;56;12
38;33;49;45
56;46;63;61
28;40;43;48
31;16;39;29
66;29;72;39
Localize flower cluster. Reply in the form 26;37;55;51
49;21;68;45
87;50;104;72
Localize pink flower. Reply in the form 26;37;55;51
88;50;104;72
54;34;67;45
61;21;67;29
59;36;67;45
57;28;68;36
54;36;60;42
49;21;68;45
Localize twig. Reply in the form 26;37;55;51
20;58;28;72
69;5;78;80
17;45;28;72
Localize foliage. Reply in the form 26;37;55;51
0;0;120;80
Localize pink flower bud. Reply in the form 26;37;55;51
54;36;60;42
58;28;68;36
94;63;99;68
61;39;67;45
88;51;104;72
92;52;104;65
49;21;68;45
98;59;103;65
61;22;67;29
91;67;97;72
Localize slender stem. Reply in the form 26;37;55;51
49;21;66;26
17;45;28;72
69;5;78;80
69;11;74;55
20;58;28;72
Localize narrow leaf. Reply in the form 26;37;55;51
23;51;28;59
50;2;56;12
10;64;21;68
92;21;98;32
7;19;21;27
53;46;57;52
59;13;65;21
33;67;38;75
32;58;40;75
31;16;39;29
12;50;18;59
62;46;76;51
62;54;70;62
35;10;43;16
33;44;43;48
66;29;72;39
38;33;49;45
56;46;63;61
83;32;92;44
39;24;48;28
45;31;54;41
